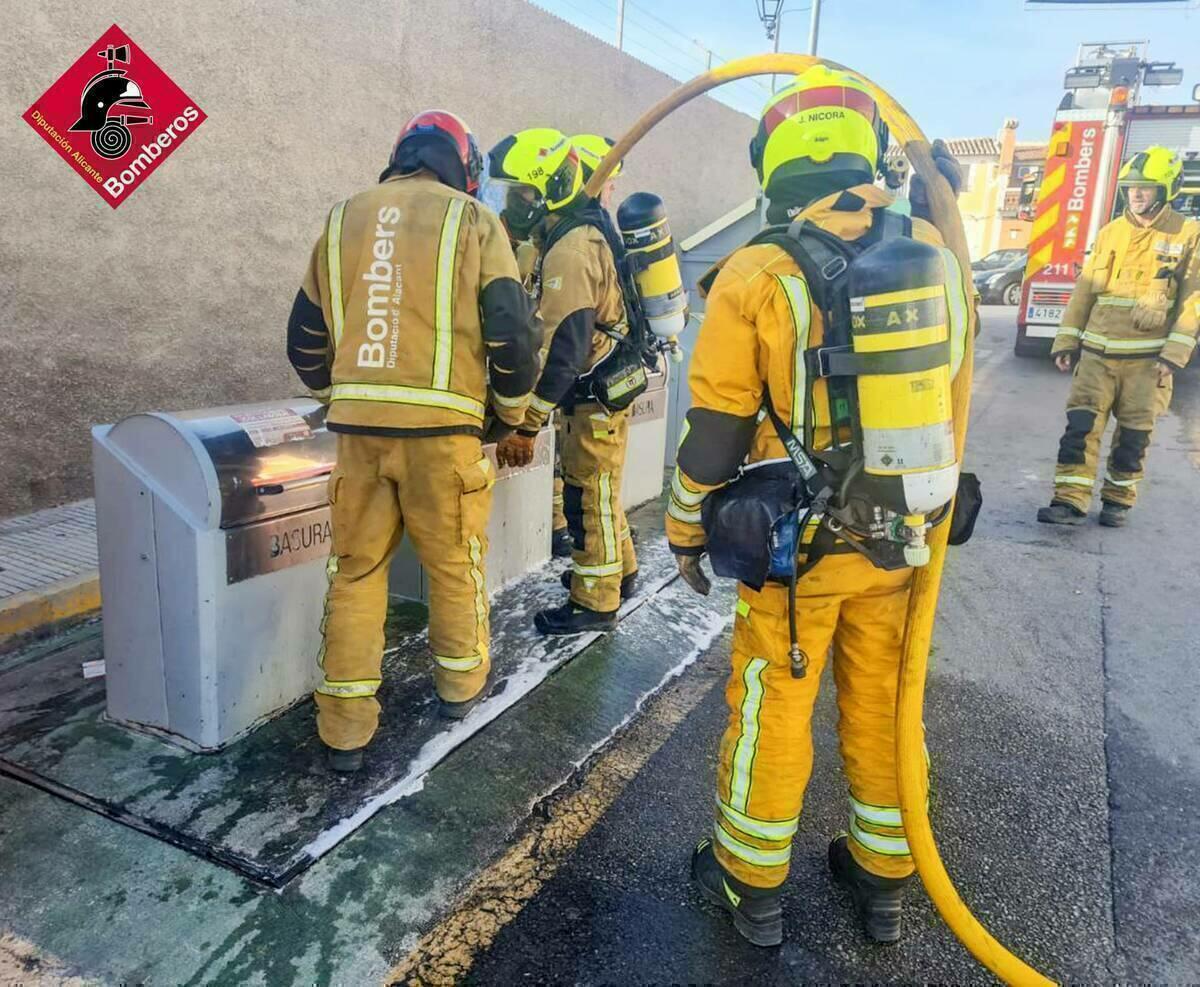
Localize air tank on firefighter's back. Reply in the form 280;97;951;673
617;192;687;359
846;236;958;565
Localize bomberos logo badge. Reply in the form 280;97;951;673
22;24;206;208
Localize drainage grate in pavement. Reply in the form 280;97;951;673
0;501;98;600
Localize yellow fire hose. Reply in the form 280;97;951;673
586;54;1055;985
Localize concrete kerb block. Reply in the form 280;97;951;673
0;570;100;645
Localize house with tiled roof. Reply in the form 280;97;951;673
946;120;1023;261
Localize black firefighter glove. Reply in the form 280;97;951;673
909;139;963;224
675;552;712;596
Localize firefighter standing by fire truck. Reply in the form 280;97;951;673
1038;146;1200;528
286;111;539;772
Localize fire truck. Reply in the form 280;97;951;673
1014;43;1200;357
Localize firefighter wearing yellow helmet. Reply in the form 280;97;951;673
482;127;582;292
492;129;641;635
1038;145;1200;529
572;133;623;208
533;133;628;557
666;65;972;946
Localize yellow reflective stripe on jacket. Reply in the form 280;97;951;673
671;469;706;507
435;653;484;672
1057;327;1082;339
849;817;911;856
1095;295;1137;308
714;821;791;868
315;677;380;698
668;469;705;524
939;246;970;378
776;274;811;432
850;794;903;828
717;800;799;842
432;199;467;391
667;500;702;525
530;394;557;416
330;382;486;420
326;200;347;350
492;389;531;409
1168;332;1196;350
1081;331;1165;353
728;658;768;812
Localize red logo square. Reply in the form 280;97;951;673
22;24;206;208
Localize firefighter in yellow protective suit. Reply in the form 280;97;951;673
286;111;539;772
550;135;624;558
1038;146;1200;528
489;129;639;634
666;67;970;947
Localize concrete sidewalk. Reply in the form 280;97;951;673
0;500;99;639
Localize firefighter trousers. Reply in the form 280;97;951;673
315;432;494;751
1052;351;1173;511
712;553;922;888
563;403;638;612
552;415;567;533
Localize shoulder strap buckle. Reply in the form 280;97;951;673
820;255;849;281
806;344;854;378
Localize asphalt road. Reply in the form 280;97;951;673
455;306;1200;984
2;307;1196;985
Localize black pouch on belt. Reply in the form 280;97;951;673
948;471;982;546
701;461;808;591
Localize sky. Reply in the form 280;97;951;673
531;0;1200;144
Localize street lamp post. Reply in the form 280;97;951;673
768;1;824;90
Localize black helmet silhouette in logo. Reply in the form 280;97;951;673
68;44;154;160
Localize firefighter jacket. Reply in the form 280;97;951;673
515;239;540;294
287;172;539;436
518;220;627;434
1052;206;1200;369
665;183;972;554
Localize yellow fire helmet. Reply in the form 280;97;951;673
1118;145;1184;202
749;64;888;197
483;128;583;238
571;133;623;182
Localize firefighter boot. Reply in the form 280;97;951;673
534;600;618;635
560;569;638;600
551;528;573;558
326;745;365;774
691;838;783;947
439;668;497;721
1037;502;1087;526
828;835;910;944
1099;502;1130;528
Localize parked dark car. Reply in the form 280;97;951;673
972;249;1027;306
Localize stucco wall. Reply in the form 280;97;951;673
0;0;758;518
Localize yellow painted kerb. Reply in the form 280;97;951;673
0;572;100;639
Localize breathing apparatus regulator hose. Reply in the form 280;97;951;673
589;55;1055;986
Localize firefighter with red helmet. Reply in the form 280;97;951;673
287;110;540;772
